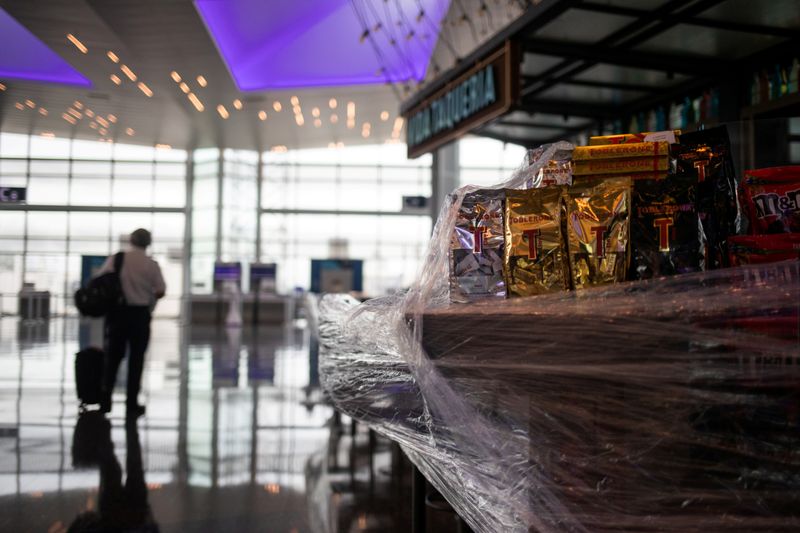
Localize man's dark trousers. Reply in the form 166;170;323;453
104;306;151;407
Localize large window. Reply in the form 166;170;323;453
0;133;187;317
261;143;432;295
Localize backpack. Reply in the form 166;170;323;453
74;252;125;317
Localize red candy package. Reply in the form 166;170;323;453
739;166;800;234
728;234;800;265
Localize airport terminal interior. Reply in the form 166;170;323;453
1;1;799;532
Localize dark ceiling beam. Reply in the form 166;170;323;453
520;99;620;119
576;2;800;39
475;128;549;148
549;78;659;93
496;120;594;130
522;0;726;99
524;38;727;75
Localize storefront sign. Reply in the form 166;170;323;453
403;41;519;158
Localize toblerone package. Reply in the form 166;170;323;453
566;177;631;289
450;189;506;302
504;187;568;297
589;130;681;146
573;141;670;161
573;156;669;176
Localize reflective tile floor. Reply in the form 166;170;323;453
0;317;414;533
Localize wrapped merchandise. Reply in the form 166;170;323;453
450;189;506;301
504;187;568;297
739;166;800;234
589;130;679;145
523;143;574;188
572;156;669;176
729;233;800;265
631;176;704;279
566;177;630;289
675;126;740;269
573;141;669;160
319;144;800;533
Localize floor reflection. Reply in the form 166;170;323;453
0;317;409;533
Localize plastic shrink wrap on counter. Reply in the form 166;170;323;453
318;142;800;533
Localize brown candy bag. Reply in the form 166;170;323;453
566;177;631;289
504;187;568;297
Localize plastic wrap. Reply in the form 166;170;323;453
318;143;800;533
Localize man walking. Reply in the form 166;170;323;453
98;229;166;418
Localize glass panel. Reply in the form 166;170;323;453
0;133;29;157
29;135;70;158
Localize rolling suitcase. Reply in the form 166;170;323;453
75;347;105;411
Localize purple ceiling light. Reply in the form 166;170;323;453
0;8;91;87
194;0;450;90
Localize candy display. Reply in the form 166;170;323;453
321;130;800;533
503;187;568;297
630;175;704;279
566;177;630;289
675;126;740;269
739;166;800;234
450;189;506;301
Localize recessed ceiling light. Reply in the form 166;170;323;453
38;108;48;116
314;118;322;127
258;110;267;121
380;111;389;121
85;109;95;118
14;102;24;110
73;101;83;109
62;113;76;124
179;82;190;94
171;71;181;83
0;83;6;91
25;99;35;108
96;116;108;127
68;108;82;119
66;34;87;53
89;122;97;129
40;132;55;138
311;107;320;117
98;127;107;136
107;51;120;63
295;114;304;126
110;74;122;85
197;75;207;87
347;102;355;118
273;101;282;112
361;129;370;138
188;93;205;112
329;98;337;109
137;82;153;97
126;128;135;136
233;99;243;110
155;143;171;150
107;114;117;123
290;96;299;106
217;105;229;119
330;114;339;124
120;65;137;81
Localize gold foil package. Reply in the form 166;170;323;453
566;177;631;289
504;187;567;297
450;189;506;301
